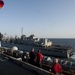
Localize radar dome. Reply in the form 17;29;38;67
11;46;18;50
11;46;18;54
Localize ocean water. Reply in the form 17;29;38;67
49;38;75;60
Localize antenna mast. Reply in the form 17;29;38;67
21;27;23;36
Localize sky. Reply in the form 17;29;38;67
0;0;75;38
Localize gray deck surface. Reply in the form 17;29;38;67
0;57;42;75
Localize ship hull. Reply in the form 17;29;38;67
1;42;72;58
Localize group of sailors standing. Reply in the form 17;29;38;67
29;48;44;67
22;48;63;75
22;48;43;67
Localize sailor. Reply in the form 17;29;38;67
36;50;44;67
51;58;62;75
29;48;36;65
